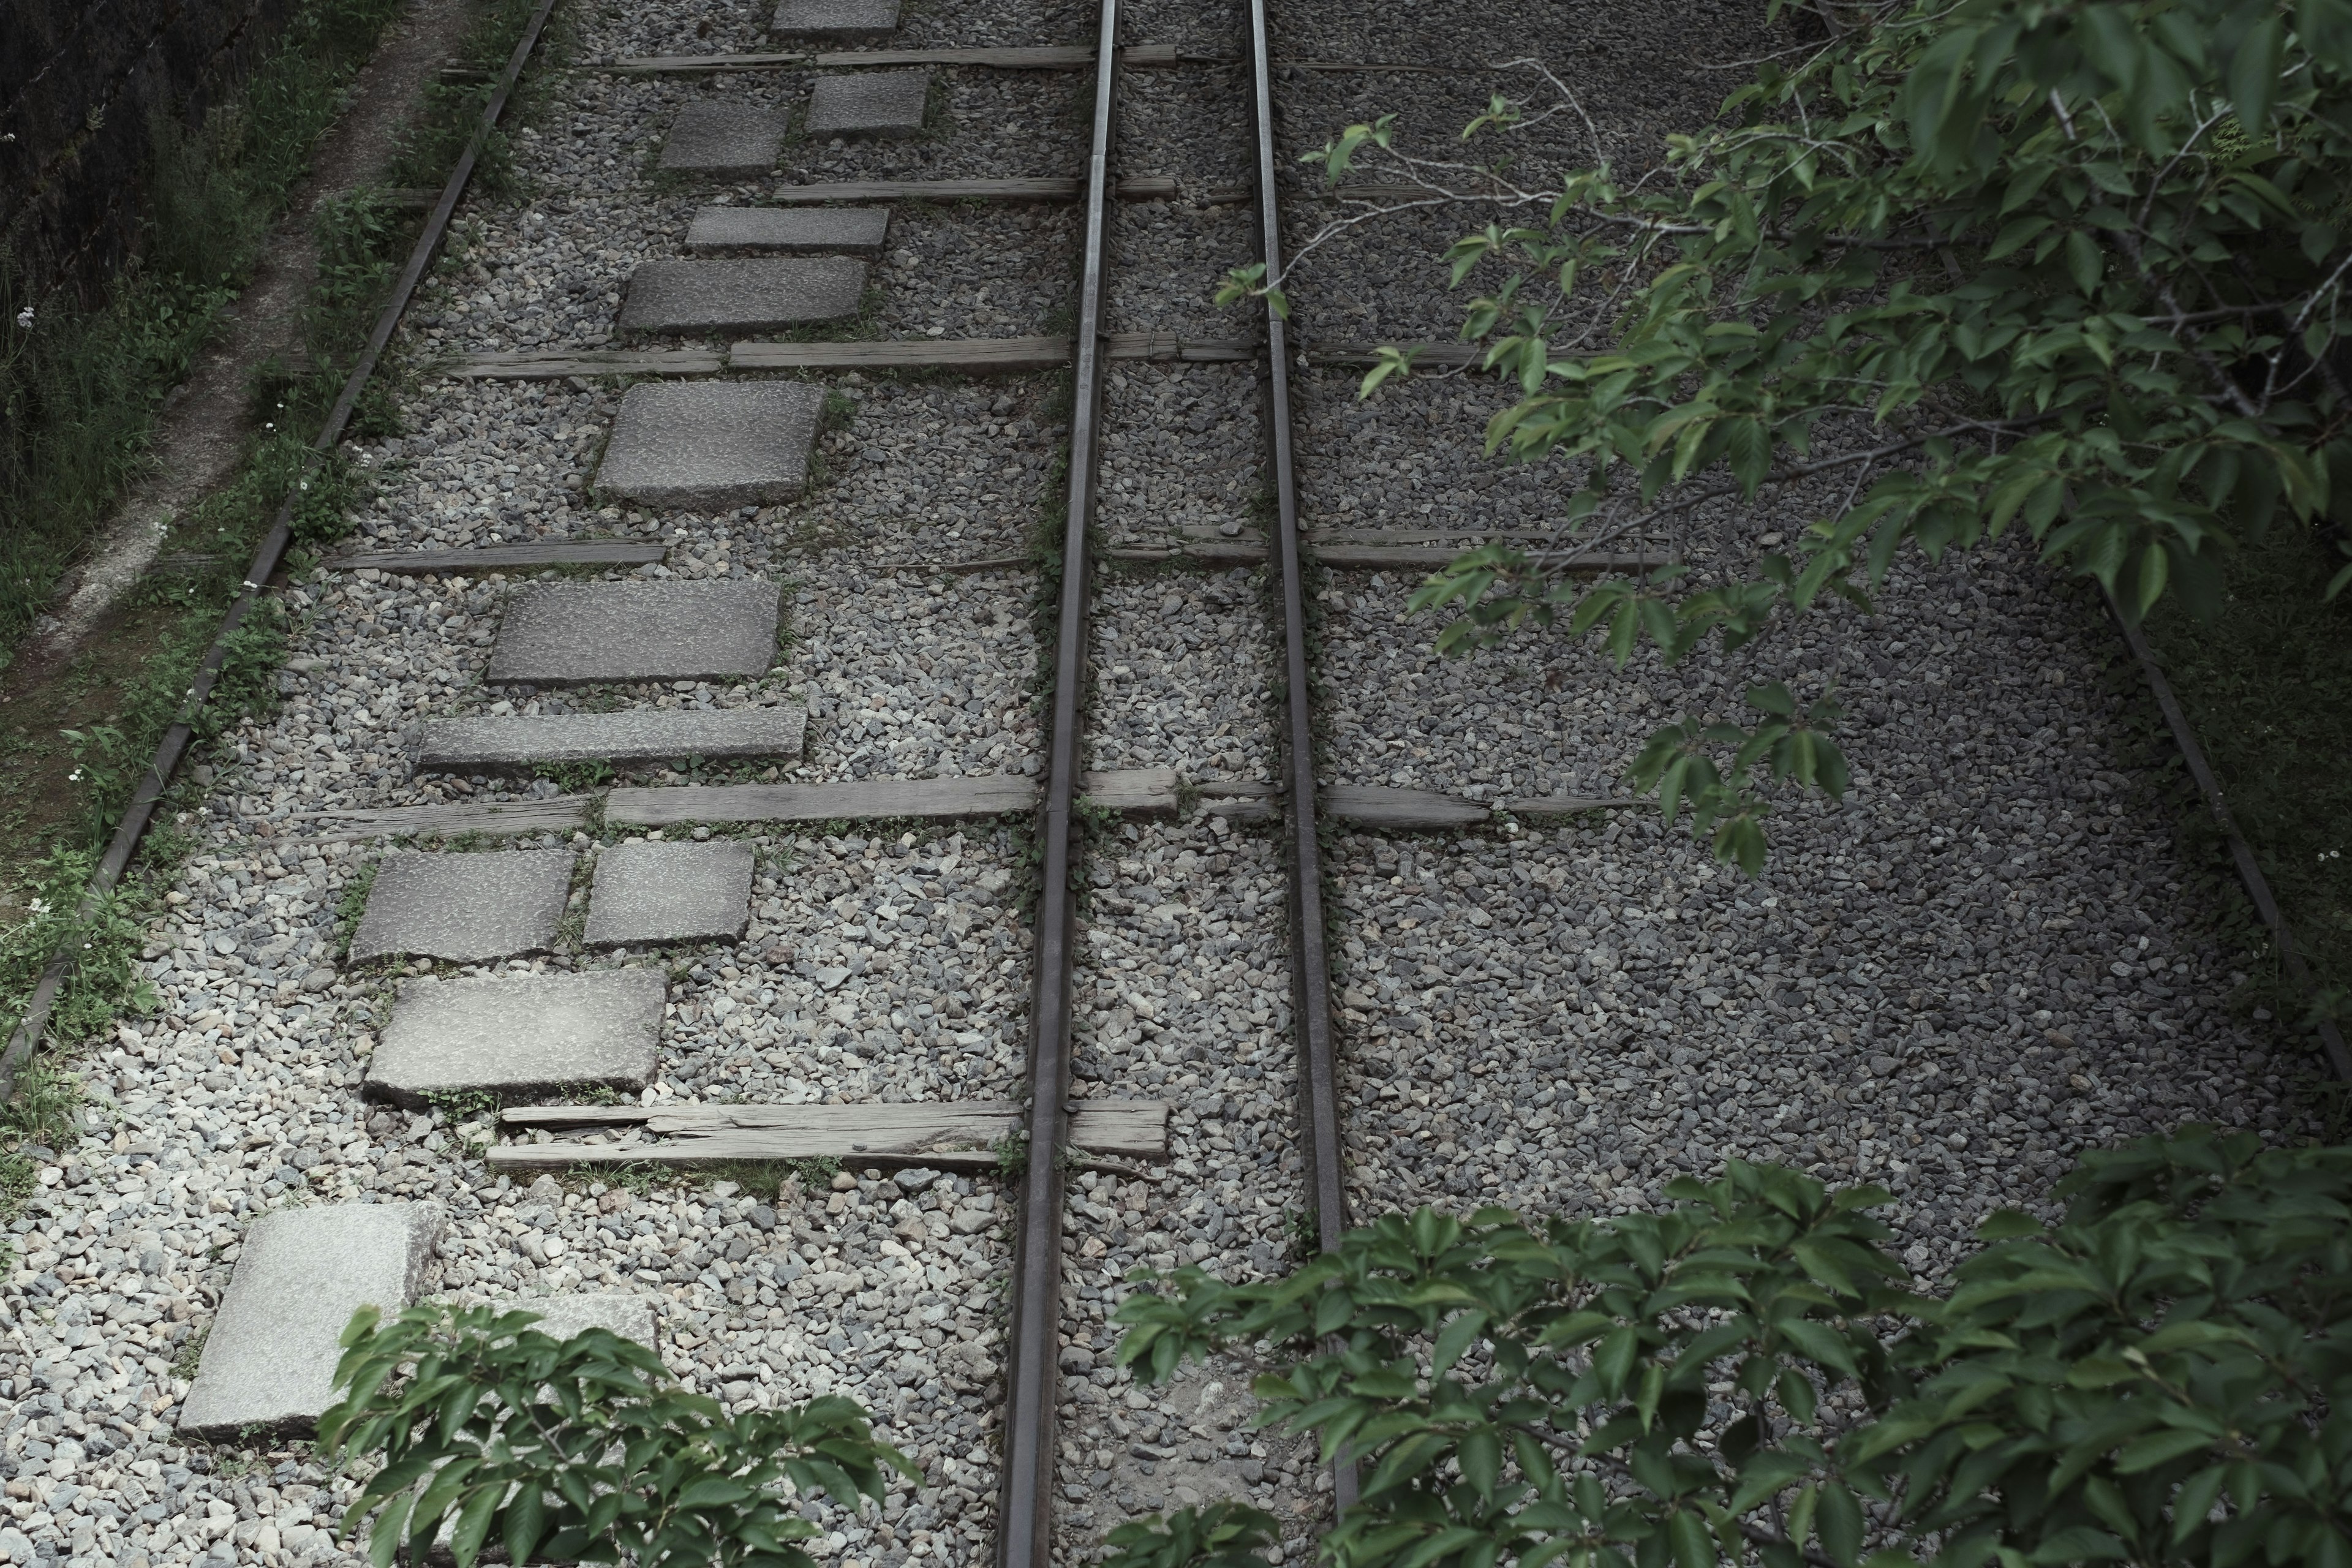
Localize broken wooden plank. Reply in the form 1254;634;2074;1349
726;331;1253;372
1304;342;1485;369
438;348;723;380
320;541;666;573
261;797;595;843
488;1099;1168;1171
603;768;1177;827
1080;767;1177;817
1316;544;1665;571
1324;785;1489;828
1196;780;1277;822
608;774;1034;826
1107;331;1254;361
1500;795;1646;816
764;175;1178;203
731;336;1071;372
1328;183;1504;203
598;44;1236;73
1107;541;1668;572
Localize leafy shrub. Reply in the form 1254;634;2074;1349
1106;1126;2352;1568
318;1303;915;1567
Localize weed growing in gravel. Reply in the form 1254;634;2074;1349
334;861;380;957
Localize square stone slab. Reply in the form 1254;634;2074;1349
586;840;756;947
529;1292;662;1347
685;205;891;255
773;0;900;38
350;850;575;964
595;380;825;510
660;102;788;176
487;579;781;685
412;706;809;771
805;70;929;139
619;257;867;334
179;1204;442;1438
367;967;666;1109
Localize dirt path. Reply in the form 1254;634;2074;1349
22;0;481;673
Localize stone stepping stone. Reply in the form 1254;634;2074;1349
586;840;755;947
660;102;788;176
522;1292;661;1348
685;205;890;254
618;257;866;334
350;849;575;963
178;1203;442;1437
595;380;825;510
411;706;808;771
488;579;781;685
367;967;666;1109
805;70;928;138
772;0;900;38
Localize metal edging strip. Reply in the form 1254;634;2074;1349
994;0;1118;1560
0;0;564;1101
2106;592;2352;1082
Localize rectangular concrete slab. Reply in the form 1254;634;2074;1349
685;205;890;254
805;70;928;138
660;102;788;176
619;257;866;334
525;1292;660;1348
350;849;575;963
368;967;666;1110
488;579;782;685
595;380;826;510
411;706;808;771
178;1203;442;1438
586;840;755;947
773;0;900;37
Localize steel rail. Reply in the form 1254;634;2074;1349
0;0;563;1102
994;0;1120;1560
1247;0;1359;1517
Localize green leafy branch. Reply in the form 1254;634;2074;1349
318;1302;916;1567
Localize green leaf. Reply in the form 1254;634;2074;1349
2230;13;2285;128
2065;231;2103;296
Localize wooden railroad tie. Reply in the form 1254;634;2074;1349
488;1099;1169;1172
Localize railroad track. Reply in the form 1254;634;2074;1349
0;0;2321;1563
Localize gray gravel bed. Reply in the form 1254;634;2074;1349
1114;0;1242;53
1286;367;1594;538
1327;801;2311;1275
1107;200;1259;339
1054;823;1322;1563
1117;67;1254;190
1087;570;1272;781
1096;363;1259;546
576;0;1093;59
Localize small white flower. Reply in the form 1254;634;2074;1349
13;306;31;330
26;898;49;916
